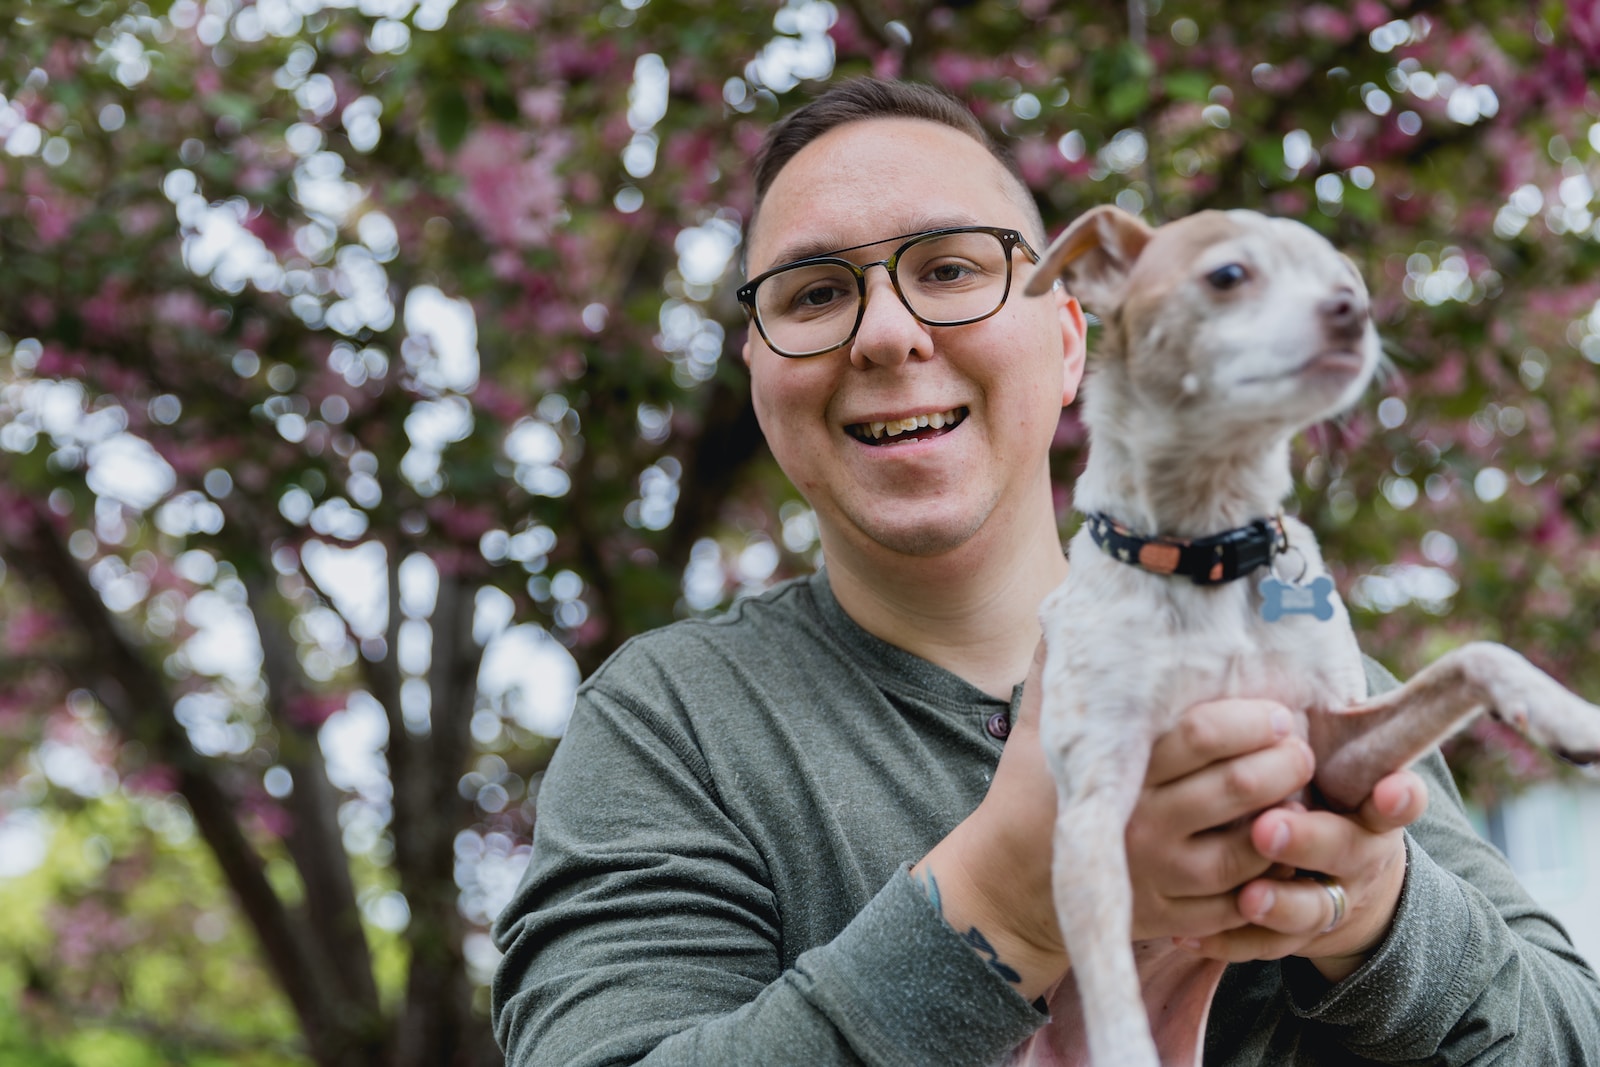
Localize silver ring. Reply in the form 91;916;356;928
1313;875;1348;933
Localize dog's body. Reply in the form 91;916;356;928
1010;206;1600;1067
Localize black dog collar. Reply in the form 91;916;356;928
1085;512;1287;586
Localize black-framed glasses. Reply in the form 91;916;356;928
737;225;1040;358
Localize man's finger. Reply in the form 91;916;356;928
1149;893;1253;941
1250;807;1356;871
1235;876;1340;938
1147;736;1314;838
1132;825;1280;908
1146;699;1296;786
1354;769;1429;833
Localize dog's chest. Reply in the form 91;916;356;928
1047;533;1367;724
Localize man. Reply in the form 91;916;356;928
492;79;1600;1065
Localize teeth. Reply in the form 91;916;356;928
851;407;964;441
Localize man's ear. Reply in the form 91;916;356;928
1023;205;1153;319
1057;292;1087;407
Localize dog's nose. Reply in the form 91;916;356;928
1319;288;1368;344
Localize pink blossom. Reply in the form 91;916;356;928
0;487;38;542
543;37;615;81
122;763;181;796
826;7;872;57
1012;139;1060;189
43;39;85;81
1301;4;1353;42
33;344;88;379
80;278;136;343
930;53;996;95
1568;0;1600;63
1351;0;1391;31
472;379;525;424
431;546;490;578
23;173;78;246
518;87;564;126
49;900;133;969
327;25;364;57
243;794;294;839
452;125;567;249
244;210;294;257
120;201;167;236
489;248;526;281
153;438;233;479
285;691;345;729
1052;409;1086;449
153;289;211;330
4;606;58;656
429;500;498;544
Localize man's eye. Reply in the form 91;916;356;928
796;285;848;309
927;263;973;283
1207;263;1248;290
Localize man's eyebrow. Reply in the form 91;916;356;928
758;214;982;273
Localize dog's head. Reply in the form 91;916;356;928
1025;205;1380;435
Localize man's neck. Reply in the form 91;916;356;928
821;506;1069;700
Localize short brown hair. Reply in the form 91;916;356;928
748;78;1043;244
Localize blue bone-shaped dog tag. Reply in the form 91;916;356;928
1260;575;1335;622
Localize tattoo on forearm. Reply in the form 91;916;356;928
915;869;1022;984
962;926;1023;984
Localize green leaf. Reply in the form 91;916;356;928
203;92;258;125
1104;80;1150;123
1162;71;1212;103
1245;137;1285;176
431;87;470;153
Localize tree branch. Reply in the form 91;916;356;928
0;492;360;1067
246;574;383;1029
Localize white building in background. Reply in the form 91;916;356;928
1469;780;1600;970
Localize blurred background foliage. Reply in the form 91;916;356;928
2;0;1598;1062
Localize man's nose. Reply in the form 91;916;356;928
849;266;932;369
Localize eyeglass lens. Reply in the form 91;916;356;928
752;230;1013;356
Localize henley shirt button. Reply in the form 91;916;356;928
985;712;1011;740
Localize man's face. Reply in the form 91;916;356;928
742;118;1085;564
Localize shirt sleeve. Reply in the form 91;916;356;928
489;684;1045;1067
1279;747;1600;1063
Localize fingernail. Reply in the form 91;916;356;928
1382;784;1409;819
1266;821;1290;857
1174;937;1201;952
1270;707;1292;738
1250;887;1276;921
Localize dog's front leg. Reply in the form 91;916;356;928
1041;701;1160;1067
1310;641;1600;812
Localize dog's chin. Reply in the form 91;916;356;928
1222;350;1375;433
1297;349;1371;381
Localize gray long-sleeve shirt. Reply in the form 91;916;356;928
491;570;1600;1065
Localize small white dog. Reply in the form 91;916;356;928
1014;205;1600;1067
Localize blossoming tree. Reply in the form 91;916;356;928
2;0;1598;1063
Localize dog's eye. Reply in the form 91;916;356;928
1206;263;1248;290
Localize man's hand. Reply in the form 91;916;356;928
912;648;1431;1002
1131;700;1428;981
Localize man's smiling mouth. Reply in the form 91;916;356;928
845;406;968;444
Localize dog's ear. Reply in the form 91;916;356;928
1023;205;1154;316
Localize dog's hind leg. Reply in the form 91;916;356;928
1309;642;1600;812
